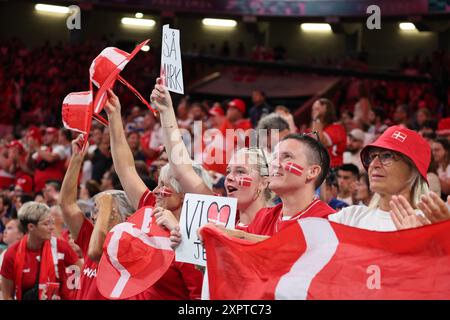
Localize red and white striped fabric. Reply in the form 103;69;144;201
89;40;151;115
201;218;450;300
238;176;253;187
284;162;304;176
97;206;174;300
61;91;93;134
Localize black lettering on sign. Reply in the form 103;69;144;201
185;199;205;239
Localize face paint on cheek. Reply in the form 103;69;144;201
238;176;253;187
158;186;174;198
284;162;304;176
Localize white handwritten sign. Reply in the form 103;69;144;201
176;193;237;266
161;24;184;94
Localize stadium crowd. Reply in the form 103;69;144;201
0;39;449;300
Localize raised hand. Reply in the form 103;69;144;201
390;195;431;230
71;134;88;158
417;192;450;224
150;77;173;114
104;89;122;116
169;226;182;249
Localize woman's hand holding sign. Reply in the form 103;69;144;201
150;77;173;114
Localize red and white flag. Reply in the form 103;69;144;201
284;162;304;176
61;91;93;134
201;218;450;300
238;176;253;187
97;206;174;299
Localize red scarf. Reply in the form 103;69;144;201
14;235;59;300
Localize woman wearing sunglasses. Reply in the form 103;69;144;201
328;125;431;231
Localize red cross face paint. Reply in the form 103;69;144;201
284;162;304;176
238;176;253;187
156;186;174;198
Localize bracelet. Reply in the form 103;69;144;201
162;125;175;129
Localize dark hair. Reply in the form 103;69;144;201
434;137;450;167
111;171;123;191
359;172;370;189
337;164;359;178
85;179;101;198
325;171;338;189
281;133;330;188
0;194;12;209
422;119;438;131
316;98;336;126
45;180;61;192
372;107;386;121
61;128;72;141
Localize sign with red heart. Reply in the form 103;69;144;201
176;193;237;267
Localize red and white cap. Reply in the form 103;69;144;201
7;140;25;153
15;175;33;194
228;99;246;114
437;117;450;136
209;105;225;117
97;206;174;300
360;125;431;183
62;91;93;135
89;40;154;115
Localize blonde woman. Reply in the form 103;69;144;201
150;78;273;231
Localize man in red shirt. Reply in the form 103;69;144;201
311;98;347;168
226;98;253;131
212;133;336;241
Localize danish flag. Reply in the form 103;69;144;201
238;176;253;187
284;162;304;176
157;186;173;198
391;131;407;142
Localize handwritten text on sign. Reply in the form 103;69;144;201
176;193;237;266
161;24;184;94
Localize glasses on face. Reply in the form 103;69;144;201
362;150;401;167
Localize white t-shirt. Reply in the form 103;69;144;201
328;205;422;231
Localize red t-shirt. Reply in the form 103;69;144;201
323;123;347;168
74;218;105;300
0;238;79;299
246;200;336;236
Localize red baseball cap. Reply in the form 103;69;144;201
228;99;246;114
15;175;33;194
437;117;450;136
360;125;431;183
7;140;25;153
97;206;174;299
26;126;42;144
209;105;225;117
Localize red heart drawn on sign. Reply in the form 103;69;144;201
207;202;231;227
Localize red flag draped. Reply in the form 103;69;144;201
201;218;450;300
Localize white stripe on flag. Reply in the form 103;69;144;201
274;218;338;300
63;92;92;105
100;48;128;67
107;222;172;298
201;268;210;300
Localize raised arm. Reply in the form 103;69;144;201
104;89;147;209
59;135;88;240
150;77;213;195
88;192;113;262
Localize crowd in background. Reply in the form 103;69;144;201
0;39;449;299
